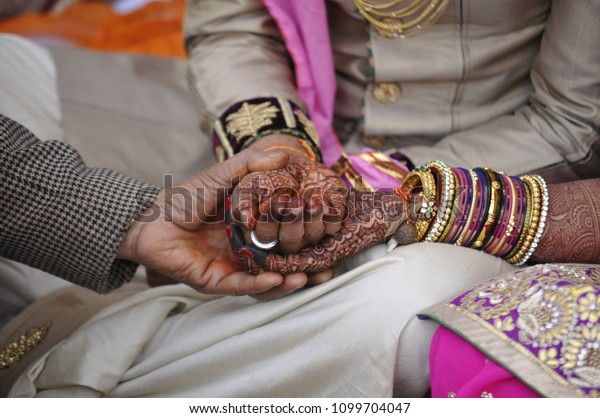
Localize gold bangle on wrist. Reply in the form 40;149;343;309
399;167;437;241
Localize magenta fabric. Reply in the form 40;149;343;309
346;153;406;190
261;0;342;167
261;0;406;190
429;326;540;398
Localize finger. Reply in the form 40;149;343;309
323;187;347;235
251;273;308;301
246;150;290;173
304;212;325;244
263;248;334;275
254;214;281;245
230;183;259;230
216;270;284;296
277;195;305;254
193;152;289;224
306;269;334;287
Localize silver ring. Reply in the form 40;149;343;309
250;230;278;250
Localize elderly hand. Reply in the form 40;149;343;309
234;134;348;254
116;148;327;300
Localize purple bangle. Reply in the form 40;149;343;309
463;168;490;247
454;168;479;247
500;176;529;258
496;174;524;257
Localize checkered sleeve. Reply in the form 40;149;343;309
0;114;160;293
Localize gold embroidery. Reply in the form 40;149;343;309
538;347;560;368
578;292;600;323
449;264;600;397
294;109;320;147
278;97;296;129
215;145;226;163
0;322;52;369
516;284;578;348
225;101;279;142
562;325;600;388
493;316;515;332
214;120;234;158
358;152;408;182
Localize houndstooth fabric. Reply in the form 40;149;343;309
0;114;160;293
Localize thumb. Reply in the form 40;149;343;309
182;150;289;225
200;150;289;192
246;150;289;173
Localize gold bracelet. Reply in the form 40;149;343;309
438;170;461;243
506;175;541;264
263;140;316;161
513;175;548;266
424;161;455;242
471;168;502;249
399;167;437;241
486;173;518;257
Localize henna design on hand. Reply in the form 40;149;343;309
229;190;406;275
232;168;299;229
530;178;600;264
231;159;348;252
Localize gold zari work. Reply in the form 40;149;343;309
225;101;279;142
354;0;450;38
452;264;600;396
294;109;320;147
0;322;52;369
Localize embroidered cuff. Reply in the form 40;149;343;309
212;97;322;162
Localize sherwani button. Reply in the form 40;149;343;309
372;82;402;103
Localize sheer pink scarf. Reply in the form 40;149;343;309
262;0;407;190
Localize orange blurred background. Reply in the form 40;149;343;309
0;0;186;58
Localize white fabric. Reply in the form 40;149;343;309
10;243;515;398
0;34;63;141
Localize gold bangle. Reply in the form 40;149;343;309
263;140;316;161
506;176;541;264
512;175;548;266
486;173;517;257
296;138;319;161
399;167;437;241
438;171;460;243
471;168;502;249
424;161;454;242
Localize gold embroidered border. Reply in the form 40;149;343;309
442;302;586;397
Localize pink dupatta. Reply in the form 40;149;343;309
262;0;407;190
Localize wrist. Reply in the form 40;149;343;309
211;97;322;163
116;219;143;262
252;134;316;162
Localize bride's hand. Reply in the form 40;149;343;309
228;189;406;275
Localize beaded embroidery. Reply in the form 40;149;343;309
448;264;600;397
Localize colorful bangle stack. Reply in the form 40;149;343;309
391;161;549;265
212;96;322;163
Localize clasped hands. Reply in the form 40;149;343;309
118;135;406;300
